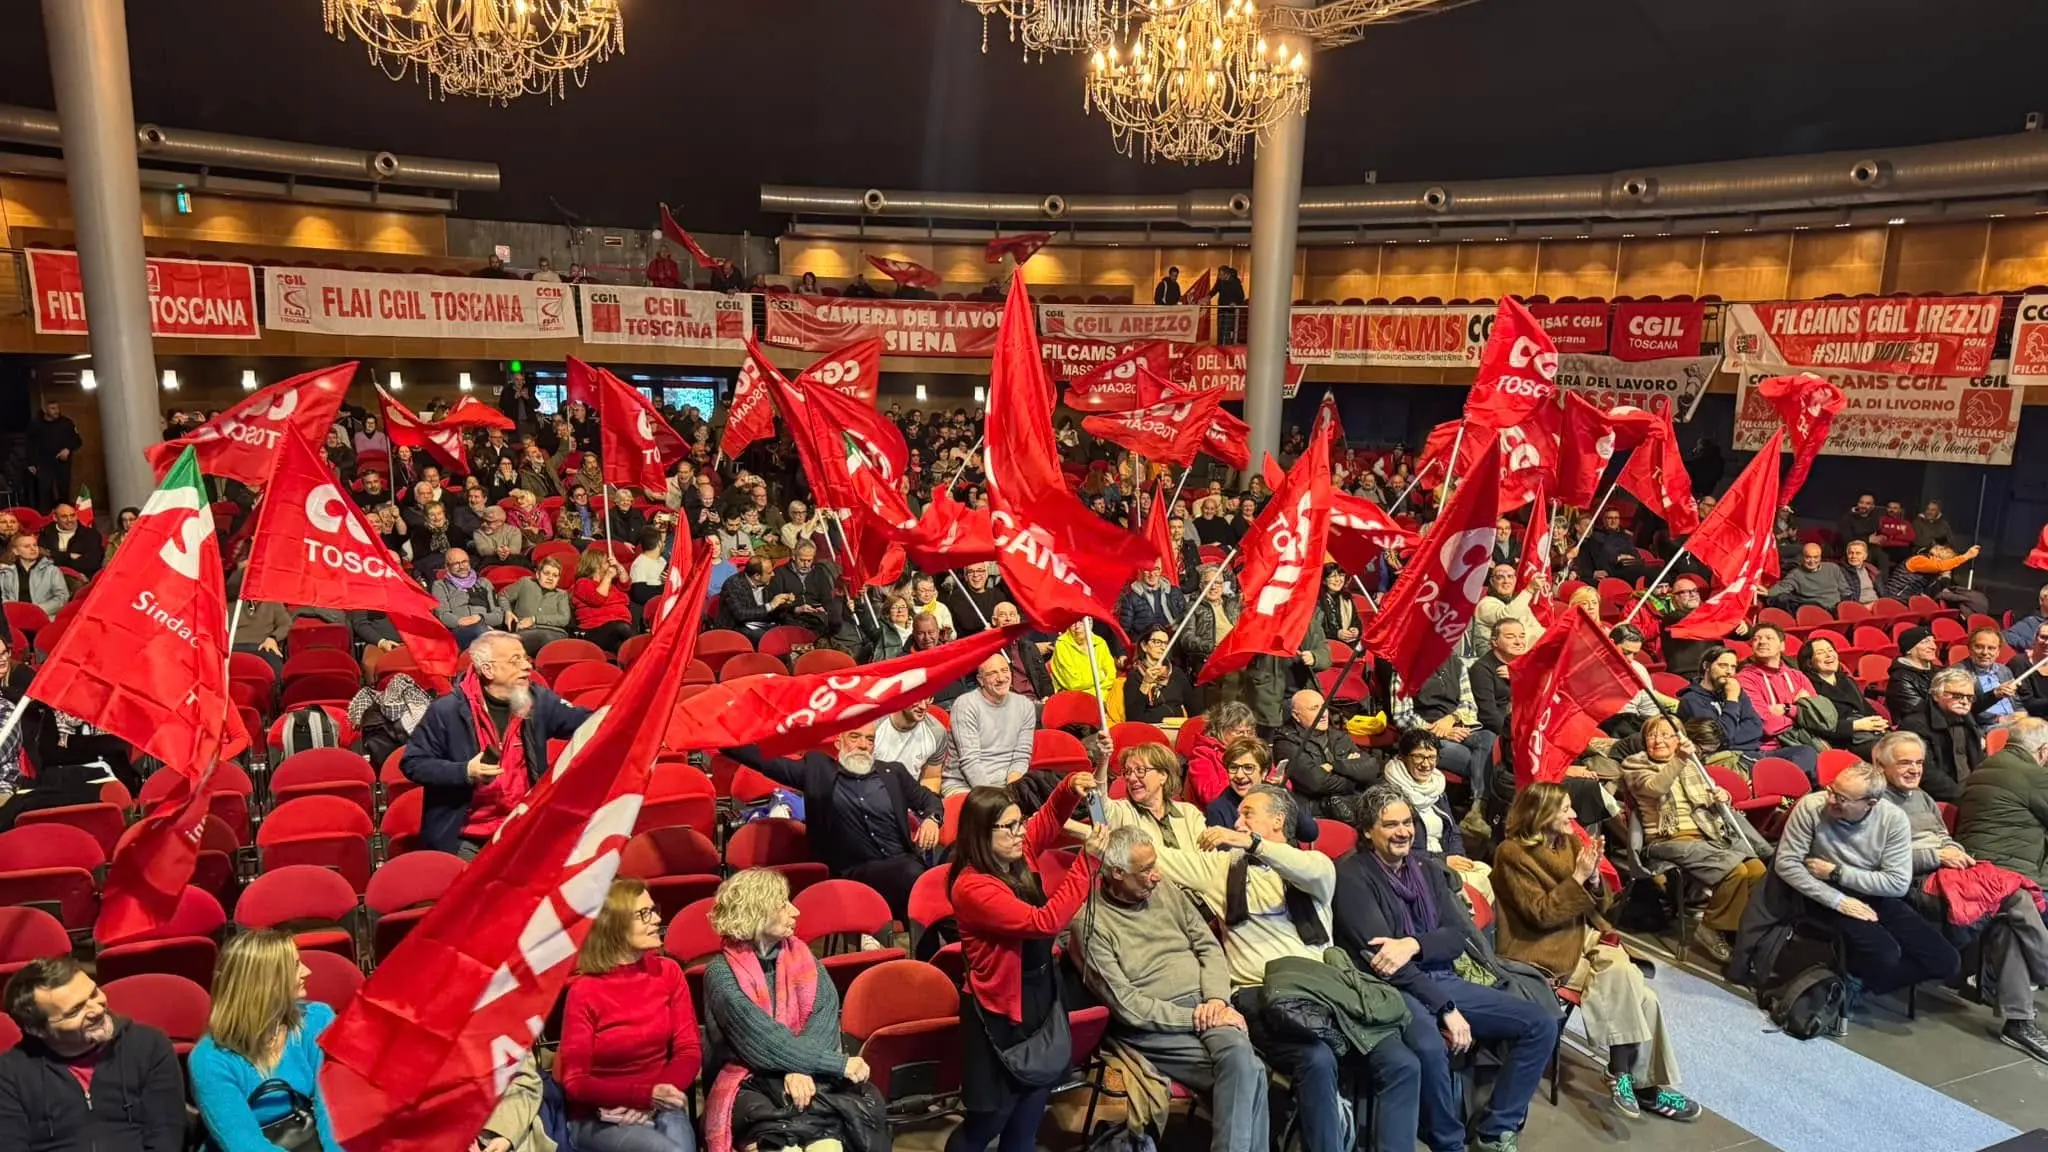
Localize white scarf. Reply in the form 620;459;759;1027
1384;757;1448;846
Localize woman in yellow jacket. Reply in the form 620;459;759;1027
1048;618;1118;705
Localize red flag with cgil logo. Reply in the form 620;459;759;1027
1360;437;1507;688
1613;411;1700;536
719;340;785;462
321;541;714;1152
242;432;459;675
1065;342;1176;411
1326;492;1418;575
1518;484;1556;596
376;385;469;475
1758;373;1847;502
1414;419;1481;491
664;626;1024;753
1464;298;1559;430
1080;391;1224;468
145;362;355;486
764;354;909;589
852;467;998;574
1199;428;1333;684
986;232;1054;265
1156;376;1254;471
575;357;689;495
1315;390;1345;445
986;273;1157;644
1144;478;1178;578
1667;430;1786;642
660;202;723;270
866;255;940;289
1510;607;1646;787
1555;392;1658;509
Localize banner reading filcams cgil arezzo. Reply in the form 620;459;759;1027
1731;361;2024;466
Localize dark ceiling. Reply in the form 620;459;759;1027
2;0;2046;235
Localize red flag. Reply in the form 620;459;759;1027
1758;373;1847;502
1327;493;1419;575
243;432;459;675
2028;525;2048;571
575;358;688;495
1511;608;1646;787
146;363;355;486
719;340;785;462
1181;269;1214;305
1681;428;1784;591
1497;404;1560;511
1361;438;1507;688
793;337;882;405
666;626;1023;753
763;356;909;589
1464;298;1559;430
855;469;998;574
1080;391;1224;468
321;544;713;1152
441;394;517;432
1315;391;1345;445
1555;392;1657;509
866;255;940;289
1518;487;1555;595
986;232;1054;265
985;273;1156;643
98;761;217;944
1064;341;1176;411
377;385;468;475
1144;479;1178;578
1614;413;1701;536
1414;420;1480;490
659;202;722;270
1199;430;1334;684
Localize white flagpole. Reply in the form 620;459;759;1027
946;570;993;631
1082;618;1112;731
1621;546;1692;625
1385;470;1425;516
1572;481;1621;556
1351;574;1381;615
1164;547;1238;658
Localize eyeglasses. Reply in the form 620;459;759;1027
1824;788;1877;808
1936;690;1974;702
993;819;1026;836
632;907;661;924
1227;761;1261;774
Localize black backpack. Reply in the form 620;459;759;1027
1755;924;1845;1040
277;707;341;759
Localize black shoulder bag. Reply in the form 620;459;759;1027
248;1078;320;1149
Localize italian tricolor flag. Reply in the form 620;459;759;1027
74;486;93;527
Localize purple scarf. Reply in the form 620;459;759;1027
1374;852;1439;938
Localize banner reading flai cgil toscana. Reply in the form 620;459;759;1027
1731;361;2024;465
1555;354;1722;420
763;294;1001;357
1287;304;1493;367
578;285;754;350
28;249;259;339
1722;296;2001;377
264;267;579;340
1038;302;1203;343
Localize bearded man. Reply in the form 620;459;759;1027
402;631;593;858
727;720;945;920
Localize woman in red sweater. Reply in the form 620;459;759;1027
948;772;1106;1152
559;878;703;1152
571;547;636;654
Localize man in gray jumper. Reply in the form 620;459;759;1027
1875;731;2048;1061
1776;759;1960;1006
1071;825;1271;1152
1766;543;1844;614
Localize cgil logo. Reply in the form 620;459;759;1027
304;483;398;578
1628;315;1688;337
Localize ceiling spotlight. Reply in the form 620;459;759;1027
1888;217;1908;226
80;369;97;391
915;384;929;402
388;370;404;391
458;372;475;392
161;370;179;391
975;385;988;404
241;370;259;391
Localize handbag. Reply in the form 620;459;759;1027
977;961;1071;1089
248;1078;319;1149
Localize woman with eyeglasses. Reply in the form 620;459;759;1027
949;776;1107;1152
1382;729;1493;902
559;878;702;1152
1201;736;1320;844
1618;714;1768;964
1798;637;1890;756
1121;626;1191;724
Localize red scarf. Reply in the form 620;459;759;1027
460;672;529;838
705;938;819;1152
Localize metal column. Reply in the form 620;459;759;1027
1241;28;1311;470
42;0;161;509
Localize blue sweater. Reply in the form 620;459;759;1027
188;1002;342;1152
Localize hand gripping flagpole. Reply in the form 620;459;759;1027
946;570;994;632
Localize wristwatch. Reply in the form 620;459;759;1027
1434;1001;1458;1021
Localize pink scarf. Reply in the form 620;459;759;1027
704;939;819;1152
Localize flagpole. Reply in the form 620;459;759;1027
1082;618;1112;731
946;571;993;632
1622;545;1691;625
601;482;614;556
1164;547;1237;659
945;436;984;497
1165;465;1194;520
225;599;245;681
1442;421;1468;500
821;510;881;632
1303;643;1368;737
1351;574;1380;615
0;693;28;761
1385;470;1425;516
1573;481;1620;557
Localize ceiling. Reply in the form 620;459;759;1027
1;0;2046;235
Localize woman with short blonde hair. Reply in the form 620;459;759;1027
559;879;702;1151
699;869;874;1152
189;930;342;1150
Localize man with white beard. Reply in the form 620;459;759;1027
402;630;593;859
727;720;946;921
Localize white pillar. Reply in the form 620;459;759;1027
1241;28;1311;468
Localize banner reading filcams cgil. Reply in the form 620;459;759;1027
1731;361;2022;466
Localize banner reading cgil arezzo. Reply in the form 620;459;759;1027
1731;361;2024;465
264;267;579;340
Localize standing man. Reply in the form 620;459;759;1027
1154;266;1183;305
25;402;81;513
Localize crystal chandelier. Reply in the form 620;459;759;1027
962;0;1134;58
322;0;625;104
1085;0;1309;164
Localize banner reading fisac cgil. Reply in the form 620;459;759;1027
1731;361;2024;465
264;267;580;340
579;285;755;350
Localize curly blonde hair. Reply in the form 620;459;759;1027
710;868;792;942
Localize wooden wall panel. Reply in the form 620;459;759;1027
1452;241;1541;303
1698;234;1792;301
1884;221;1991;294
1377;243;1459;302
1982;218;2048;292
1615;237;1706;298
1531;240;1619;300
1785;228;1887;299
1302;245;1381;303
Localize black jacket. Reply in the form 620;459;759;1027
0;1019;186;1152
35;524;102;577
1331;850;1548;1018
1469;651;1512;737
1410;660;1464;726
725;747;941;874
1900;702;1985;803
716;572;775;630
348;610;402;648
941;581;1004;637
1885;660;1936;720
25;415;81;470
766;563;842;630
1274;722;1379;804
401;686;593;853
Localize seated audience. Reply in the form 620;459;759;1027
910;575;955;635
407;502;459;579
1469;619;1533;788
1494;783;1698;1121
1578;508;1646;581
715;559;784;640
2005;584;2048;654
1049;618;1117;699
1953;627;2025;727
1901;666;1988;801
1875;731;2048;1062
1959;717;2048;888
1679;644;1819;782
1659;576;1748;684
230;594;294;678
947;654;1036;795
189;930;342;1151
1333;786;1559;1152
1766;544;1842;613
765;541;842;638
402;631;592;858
570;548;635;655
1735;624;1821;751
1797;636;1890;757
627;529;668;608
1318;563;1366;649
875;699;951;791
865;595;915;662
1203;737;1319;843
1180;566;1240;706
560;879;701;1152
35;504;102;576
1122;625;1192;724
1468;563;1541;659
1398;658;1498;804
1073;825;1271;1152
1888;626;1942;719
1187;700;1261;808
727;721;942;920
1118;562;1188;641
472;504;529;566
1619;715;1769;962
607;487;646;542
1;534;68;618
1774;761;1960;1014
0;956;186;1150
940;563;1003;637
1274;689;1380;825
431;549;508;649
1840;540;1882;604
1382;728;1491;901
1099;742;1209;850
504;557;575;658
477;1056;557;1152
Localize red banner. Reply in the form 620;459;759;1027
1043;336;1143;382
1064;342;1178;410
1040;303;1201;344
1287;305;1491;367
1511;609;1645;787
1610;302;1704;361
1758;372;1848;503
1326;493;1418;575
1528;302;1610;355
581;359;689;495
27;249;259;339
986;232;1054;265
1464;298;1559;431
1173;344;1303;400
1200;428;1333;683
764;295;1001;357
1724;297;2000;377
